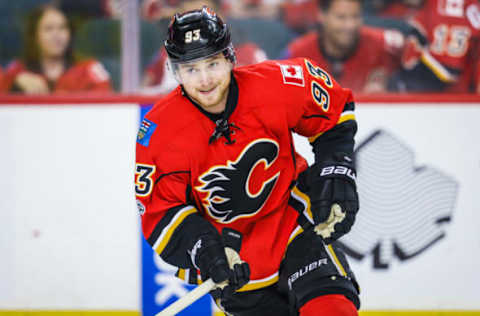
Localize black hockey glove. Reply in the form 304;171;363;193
297;152;359;244
190;233;250;297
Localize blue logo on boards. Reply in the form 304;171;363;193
141;237;214;316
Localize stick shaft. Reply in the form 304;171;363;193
155;279;216;316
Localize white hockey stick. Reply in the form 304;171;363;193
155;248;242;315
155;278;217;316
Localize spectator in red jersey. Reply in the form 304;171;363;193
281;0;319;34
378;0;424;20
282;0;405;94
392;0;480;93
364;0;424;20
141;0;267;94
2;4;112;94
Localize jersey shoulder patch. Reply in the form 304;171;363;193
137;118;157;147
278;63;305;87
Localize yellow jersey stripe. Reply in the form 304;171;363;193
177;268;186;281
287;225;304;246
154;207;197;255
215;312;480;316
291;186;313;223
326;244;347;276
237;273;279;292
337;113;356;125
308;131;324;143
308;112;356;143
420;53;456;82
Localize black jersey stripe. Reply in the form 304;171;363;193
146;205;196;248
342;102;355;112
302;114;330;120
154;170;190;185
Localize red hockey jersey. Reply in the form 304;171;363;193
135;58;356;291
402;0;480;92
1;59;112;94
285;26;404;94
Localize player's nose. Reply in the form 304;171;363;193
198;69;213;86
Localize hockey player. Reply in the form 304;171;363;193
141;0;267;94
283;0;404;94
395;0;480;92
135;6;360;316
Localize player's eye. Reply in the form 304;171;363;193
209;61;219;68
186;67;197;74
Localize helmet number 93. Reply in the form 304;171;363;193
185;29;201;43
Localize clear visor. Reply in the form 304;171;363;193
167;47;234;85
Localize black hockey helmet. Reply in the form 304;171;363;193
164;6;236;64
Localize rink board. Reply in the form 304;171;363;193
0;311;479;315
0;97;478;315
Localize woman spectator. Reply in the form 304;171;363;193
2;4;112;94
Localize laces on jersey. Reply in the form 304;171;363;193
209;119;240;145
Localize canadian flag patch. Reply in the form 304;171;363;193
279;64;305;87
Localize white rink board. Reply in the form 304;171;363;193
0;102;478;310
0;105;140;309
294;104;480;309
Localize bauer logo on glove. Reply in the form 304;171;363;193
297;153;359;244
320;165;356;180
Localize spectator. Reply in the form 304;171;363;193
141;0;267;94
223;0;282;20
393;0;480;93
2;4;112;94
141;0;182;21
283;0;404;94
280;0;319;34
363;0;423;20
378;0;424;20
362;0;421;35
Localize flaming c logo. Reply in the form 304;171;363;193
196;139;280;223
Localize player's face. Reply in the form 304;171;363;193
177;54;232;113
37;9;71;59
322;0;363;50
